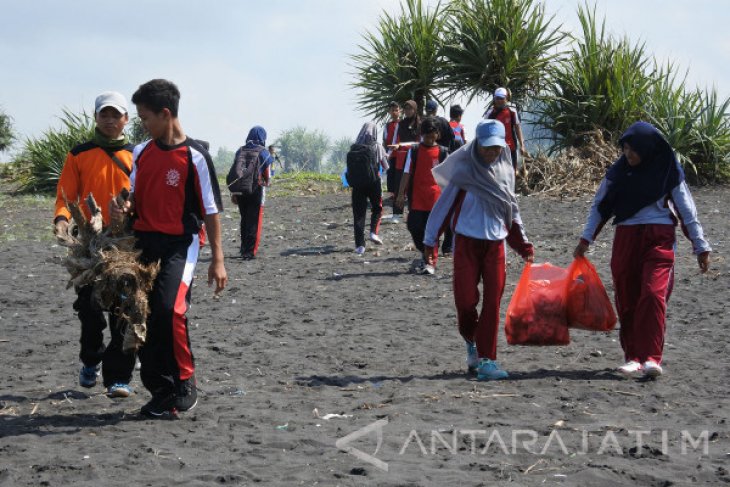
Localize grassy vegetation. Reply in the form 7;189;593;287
267;172;344;197
0;181;55;243
13;110;95;193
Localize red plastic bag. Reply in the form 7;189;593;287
566;256;617;332
505;263;571;346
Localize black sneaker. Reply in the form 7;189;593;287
175;376;198;412
140;392;177;419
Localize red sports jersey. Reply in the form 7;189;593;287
384;120;400;146
131;138;222;235
486;107;519;151
405;144;442;212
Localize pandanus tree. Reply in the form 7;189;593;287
351;0;447;119
441;0;565;108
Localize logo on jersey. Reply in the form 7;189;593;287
166;169;181;187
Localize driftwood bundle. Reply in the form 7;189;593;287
521;130;620;197
56;191;159;353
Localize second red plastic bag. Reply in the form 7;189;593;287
566;256;617;332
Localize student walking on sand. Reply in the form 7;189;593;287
54;91;136;398
423;119;534;380
484;87;527;173
229;126;273;260
395;117;450;273
574;121;711;379
347;122;389;255
387;100;421;224
113;79;227;418
449;104;467;151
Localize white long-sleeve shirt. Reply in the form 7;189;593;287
581;179;711;254
424;183;529;250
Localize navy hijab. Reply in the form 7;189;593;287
598;121;685;224
245;126;267;148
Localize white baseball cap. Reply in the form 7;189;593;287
494;87;508;99
94;91;128;114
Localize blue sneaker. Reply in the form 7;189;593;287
476;359;509;381
465;341;478;373
107;383;134;398
79;364;100;388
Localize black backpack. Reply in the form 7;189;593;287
227;146;263;196
345;144;379;188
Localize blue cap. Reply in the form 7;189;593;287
425;99;438;112
475;119;506;147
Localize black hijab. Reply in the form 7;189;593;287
598;121;684;224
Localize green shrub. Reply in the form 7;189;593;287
534;4;653;152
14;110;95;193
0;108;14;152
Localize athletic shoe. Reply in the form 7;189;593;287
476;359;509;381
355;246;366;255
416;263;435;275
79;364;100;388
106;383;134;398
241;252;255;260
618;360;643;377
369;233;383;245
465;341;478;373
390;216;400;224
175;376;198;412
642;360;663;379
140;392;177;419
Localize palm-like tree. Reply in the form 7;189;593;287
441;0;565;107
0;108;13;152
351;0;446;120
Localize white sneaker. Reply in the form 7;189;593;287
354;246;365;255
642;360;663;378
618;360;642;377
369;233;383;245
417;263;435;275
391;216;400;224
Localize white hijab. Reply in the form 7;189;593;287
432;140;517;225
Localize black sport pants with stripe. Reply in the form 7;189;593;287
75;285;135;387
136;231;198;396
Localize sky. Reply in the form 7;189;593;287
1;0;728;157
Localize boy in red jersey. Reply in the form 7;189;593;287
395;117;449;273
484;87;527;172
113;79;227;418
449;104;466;151
383;101;401;223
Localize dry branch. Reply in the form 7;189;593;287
521;130;620;197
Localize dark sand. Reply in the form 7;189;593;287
0;184;728;486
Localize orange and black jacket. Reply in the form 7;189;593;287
54;142;134;226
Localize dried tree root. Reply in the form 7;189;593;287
58;191;159;354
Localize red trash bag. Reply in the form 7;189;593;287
505;263;571;346
566;256;617;332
